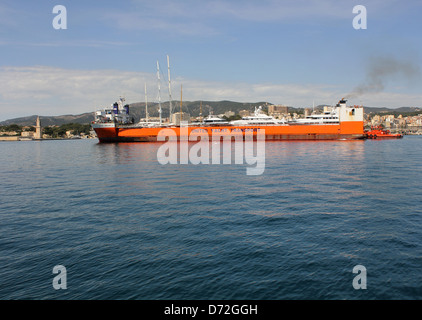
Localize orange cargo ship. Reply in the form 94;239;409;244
92;98;365;142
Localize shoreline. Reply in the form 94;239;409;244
0;137;96;141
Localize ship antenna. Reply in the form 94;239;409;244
157;60;162;125
167;55;173;123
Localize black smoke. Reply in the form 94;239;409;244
346;56;421;99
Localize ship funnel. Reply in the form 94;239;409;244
337;98;347;108
113;102;119;115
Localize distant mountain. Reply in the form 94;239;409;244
1;101;421;126
313;104;421;115
0;112;95;127
363;106;422;114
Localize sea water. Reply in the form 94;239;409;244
0;137;421;299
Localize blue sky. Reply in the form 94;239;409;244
1;0;422;120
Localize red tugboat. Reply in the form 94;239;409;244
365;126;403;139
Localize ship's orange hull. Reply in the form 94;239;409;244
93;122;364;142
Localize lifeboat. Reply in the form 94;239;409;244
365;126;403;139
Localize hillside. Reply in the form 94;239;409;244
363;106;422;115
0;112;95;127
129;100;270;119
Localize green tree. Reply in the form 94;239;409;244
5;124;22;132
24;126;35;132
223;115;242;121
56;127;67;137
42;127;55;137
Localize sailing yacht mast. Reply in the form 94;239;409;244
145;83;149;122
167;55;173;124
200;101;203;123
157;61;162;125
180;84;183;125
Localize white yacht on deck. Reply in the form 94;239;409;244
203;114;229;125
230;106;286;126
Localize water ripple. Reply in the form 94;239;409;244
1;138;422;299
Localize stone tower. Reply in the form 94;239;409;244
34;116;42;139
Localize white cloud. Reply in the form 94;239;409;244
0;65;420;121
0;66;153;120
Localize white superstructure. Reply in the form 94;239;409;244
291;99;363;124
94;97;134;125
